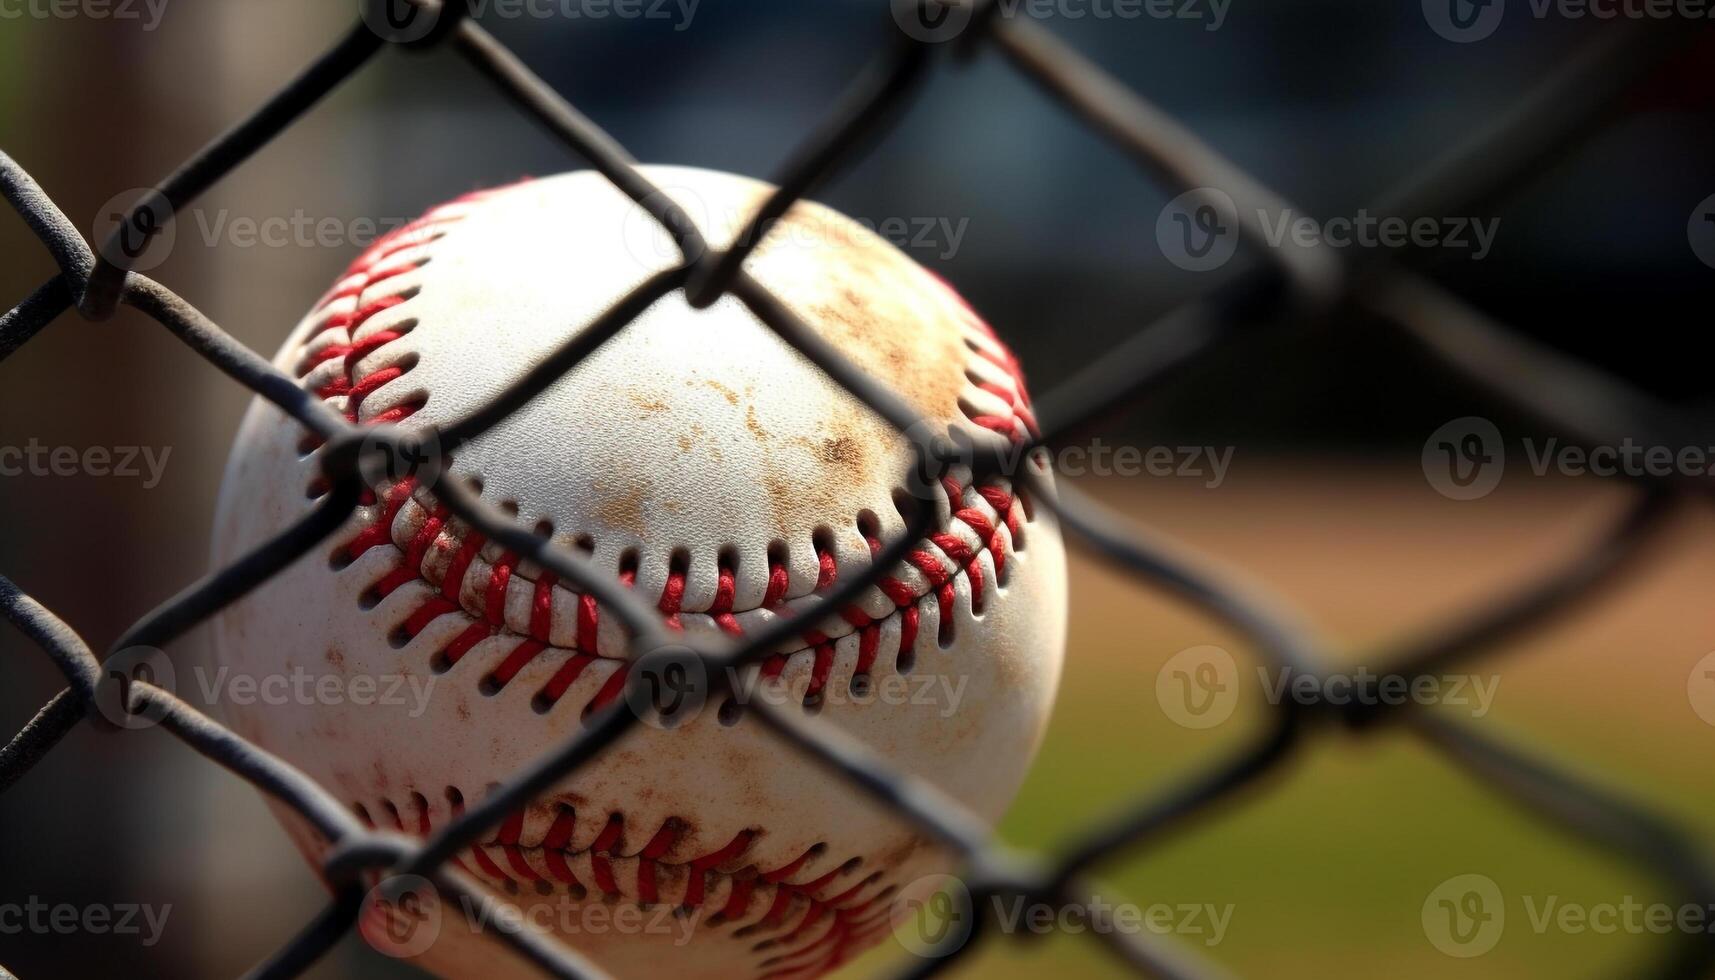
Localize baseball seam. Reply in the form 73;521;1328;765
358;787;898;978
287;180;1041;980
294;182;1044;724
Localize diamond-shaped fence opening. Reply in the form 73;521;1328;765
2;3;1713;978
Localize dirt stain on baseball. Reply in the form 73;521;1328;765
593;472;651;538
744;404;769;443
627;389;670;415
758;211;968;425
763;471;843;543
702;379;741;406
817;434;864;476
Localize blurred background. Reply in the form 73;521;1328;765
1;2;1712;977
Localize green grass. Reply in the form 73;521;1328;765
840;471;1715;979
849;699;1712;979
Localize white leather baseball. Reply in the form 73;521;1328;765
210;166;1066;979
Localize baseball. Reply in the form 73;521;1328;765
210;166;1066;978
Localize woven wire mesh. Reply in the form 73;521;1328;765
2;2;1713;977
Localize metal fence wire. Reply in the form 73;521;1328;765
2;3;1713;978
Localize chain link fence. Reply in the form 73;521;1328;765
2;2;1712;977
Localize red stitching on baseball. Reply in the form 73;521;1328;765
299;181;1043;726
